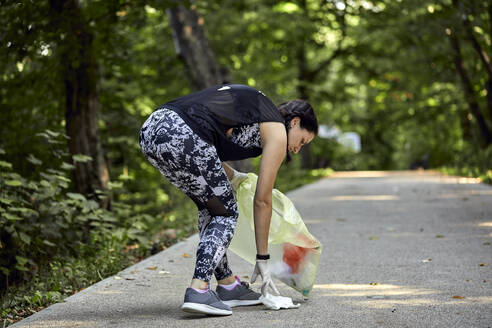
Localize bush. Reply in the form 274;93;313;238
439;143;492;184
0;130;151;290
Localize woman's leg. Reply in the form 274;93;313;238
197;208;234;283
214;254;234;282
192;180;238;284
140;108;238;285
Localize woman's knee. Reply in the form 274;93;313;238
205;195;238;218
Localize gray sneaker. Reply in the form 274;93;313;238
181;288;232;316
216;276;262;307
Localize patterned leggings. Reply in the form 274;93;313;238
139;108;260;282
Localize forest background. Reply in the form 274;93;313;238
1;0;491;325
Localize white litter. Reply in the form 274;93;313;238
259;293;300;310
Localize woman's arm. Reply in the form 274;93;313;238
254;122;287;255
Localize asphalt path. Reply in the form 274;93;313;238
11;171;492;327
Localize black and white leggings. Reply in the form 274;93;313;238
139;108;260;282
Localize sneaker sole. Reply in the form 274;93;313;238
181;302;232;316
223;299;263;307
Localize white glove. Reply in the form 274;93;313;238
230;169;249;191
251;259;280;297
260;293;300;310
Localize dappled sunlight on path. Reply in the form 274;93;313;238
330;195;399;201
313;283;492;309
330;170;483;184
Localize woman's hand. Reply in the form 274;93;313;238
251;259;280;296
221;162;248;191
230;170;249;191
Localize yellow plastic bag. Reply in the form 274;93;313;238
229;173;322;298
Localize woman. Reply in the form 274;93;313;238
139;84;318;316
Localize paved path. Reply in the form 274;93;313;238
12;171;492;327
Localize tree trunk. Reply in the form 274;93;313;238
449;32;492;146
456;0;492;123
167;4;252;172
49;0;110;202
167;4;230;89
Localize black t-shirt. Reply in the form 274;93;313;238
158;84;284;161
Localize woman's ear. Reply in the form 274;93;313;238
290;116;300;128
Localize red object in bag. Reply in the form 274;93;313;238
282;243;311;274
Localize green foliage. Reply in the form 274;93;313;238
1;237;139;325
439;144;492;184
0;131;152;287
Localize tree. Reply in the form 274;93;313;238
167;4;230;89
48;0;110;201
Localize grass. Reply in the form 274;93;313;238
1;240;143;326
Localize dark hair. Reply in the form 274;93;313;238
278;99;318;135
277;99;318;163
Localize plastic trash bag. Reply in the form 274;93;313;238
229;173;322;298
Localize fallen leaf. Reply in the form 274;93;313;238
130;270;140;274
242;275;249;279
422;258;432;263
124;277;135;280
465;279;472;282
159;271;171;275
124;244;140;252
114;276;122;280
183;253;192;258
484;280;488;283
336;218;346;222
146;266;158;270
369;236;379;240
479;263;486;267
436;234;445;238
483;242;490;245
452;295;465;299
369;282;378;285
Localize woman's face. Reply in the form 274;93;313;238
287;117;316;154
